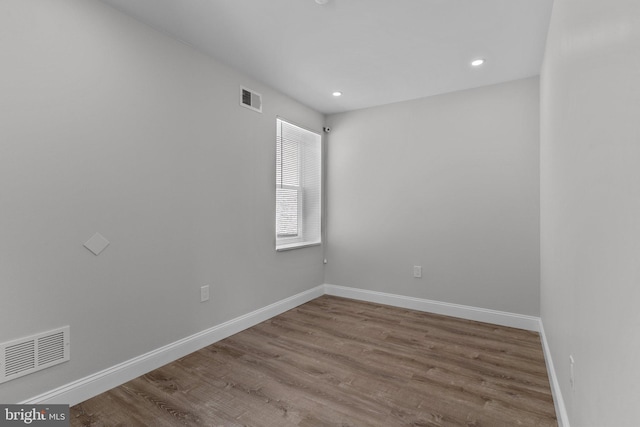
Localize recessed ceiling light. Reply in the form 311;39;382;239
471;58;485;67
315;0;329;4
332;91;342;97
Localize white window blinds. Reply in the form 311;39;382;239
276;118;322;250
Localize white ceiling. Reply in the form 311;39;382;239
98;0;554;114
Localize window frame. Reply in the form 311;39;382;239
275;118;322;251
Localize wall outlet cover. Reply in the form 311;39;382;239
200;285;210;302
413;266;422;278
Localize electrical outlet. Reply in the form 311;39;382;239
413;266;422;278
569;355;575;391
200;285;210;302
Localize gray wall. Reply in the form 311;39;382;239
0;0;324;403
325;78;540;315
540;0;640;425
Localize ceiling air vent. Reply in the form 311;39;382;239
240;86;262;113
0;326;70;384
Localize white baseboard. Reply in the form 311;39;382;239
21;285;325;406
539;321;570;427
22;281;563;422
323;284;541;331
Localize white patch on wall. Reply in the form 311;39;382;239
0;326;70;384
84;233;110;256
240;86;262;113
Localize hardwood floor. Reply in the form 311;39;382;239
70;296;557;426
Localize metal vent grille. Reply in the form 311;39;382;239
240;86;262;113
38;332;65;366
0;326;70;384
5;341;35;377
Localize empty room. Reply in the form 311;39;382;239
1;0;639;426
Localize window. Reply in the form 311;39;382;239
276;118;322;250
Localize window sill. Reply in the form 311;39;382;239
276;241;322;252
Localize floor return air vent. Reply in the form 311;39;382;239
0;326;70;384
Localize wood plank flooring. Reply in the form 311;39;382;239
70;296;557;426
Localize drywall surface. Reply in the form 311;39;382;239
540;0;640;425
0;0;324;402
325;78;540;315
